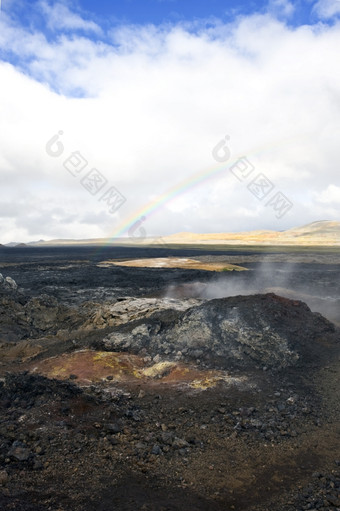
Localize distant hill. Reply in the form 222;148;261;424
281;221;340;238
162;221;340;246
9;220;340;247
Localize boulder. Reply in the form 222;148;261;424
0;273;18;291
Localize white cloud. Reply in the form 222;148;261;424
0;4;340;242
267;0;295;18
315;184;340;203
38;1;102;34
313;0;340;19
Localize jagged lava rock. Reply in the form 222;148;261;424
0;278;86;341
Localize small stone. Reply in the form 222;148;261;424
161;432;174;445
135;442;147;450
172;437;189;449
239;407;253;417
33;459;43;470
138;390;146;399
327;496;340;506
69;374;78;380
187;437;197;445
125;409;142;421
8;443;31;462
151;444;161;455
0;470;8;486
106;375;113;381
105;423;122;434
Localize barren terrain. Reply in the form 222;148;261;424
0;244;339;510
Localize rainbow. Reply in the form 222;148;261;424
100;134;305;248
105;157;238;244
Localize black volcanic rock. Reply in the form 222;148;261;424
0;274;87;342
0;293;88;342
102;293;339;370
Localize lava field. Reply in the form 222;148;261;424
0;245;339;511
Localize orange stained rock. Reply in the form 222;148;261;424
29;349;246;389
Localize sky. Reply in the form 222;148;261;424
0;0;340;243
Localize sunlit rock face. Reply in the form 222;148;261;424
82;297;201;329
101;293;338;371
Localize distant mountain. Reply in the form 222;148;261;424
4;242;30;248
27;237;127;246
27;239;46;246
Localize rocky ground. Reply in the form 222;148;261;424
0;245;339;510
